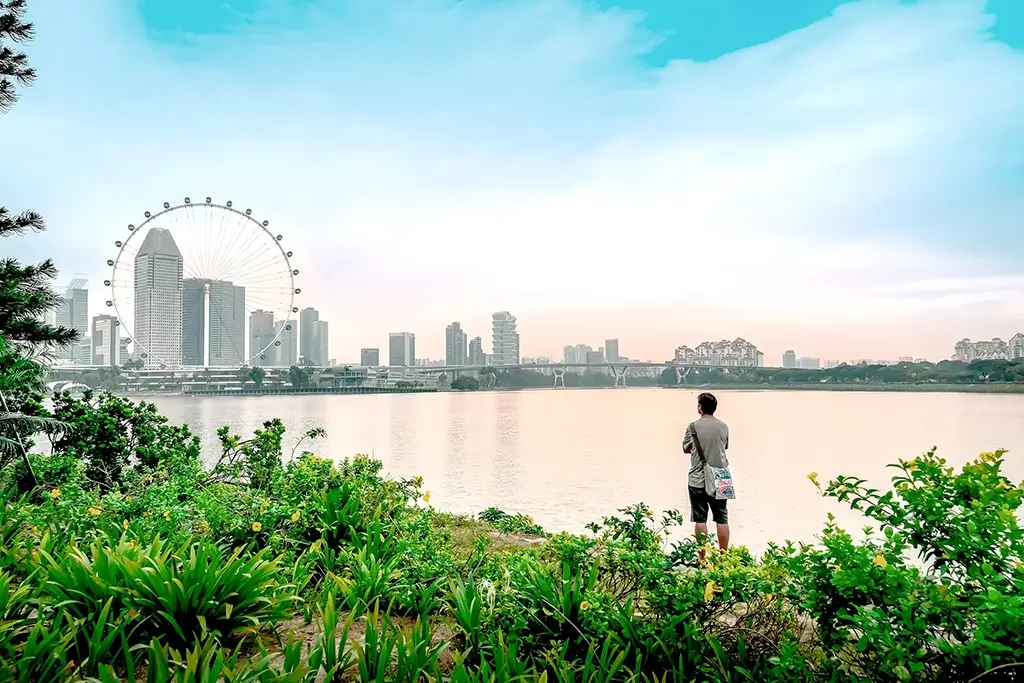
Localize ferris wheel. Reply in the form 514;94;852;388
105;197;300;368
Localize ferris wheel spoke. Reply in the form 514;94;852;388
207;212;252;282
205;208;236;281
225;251;292;285
212;228;268;284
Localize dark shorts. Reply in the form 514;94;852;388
689;486;729;525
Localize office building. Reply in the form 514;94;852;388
54;276;88;362
360;348;380;366
797;356;821;370
389;332;416;366
586;349;605;364
782;350;797;368
299;308;320;363
181;279;245;366
91;315;120;366
605;339;620;362
133;228;183;366
468;337;485;365
491;311;520;365
249;310;276;365
312;320;330;366
445;322;468;366
273;320;298;366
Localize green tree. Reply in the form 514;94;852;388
450;375;480;391
249;365;266;390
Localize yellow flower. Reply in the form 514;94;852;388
806;472;820;488
580;601;590;612
87;506;102;517
422;491;431;505
252;521;263;532
162;510;171;520
125;495;132;502
49;488;61;500
122;519;130;530
872;554;888;569
704;581;717;603
291;510;301;523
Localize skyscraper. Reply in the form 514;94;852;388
312;320;330;366
273;320;298;366
299;307;320;363
181;279;246;366
468;337;485;365
249;310;276;366
181;279;206;365
55;276;89;362
491;311;520;365
134;228;183;366
605;339;620;362
445;322;468;366
91;315;120;366
209;281;246;366
389;332;416;366
360;348;380;366
782;350;797;368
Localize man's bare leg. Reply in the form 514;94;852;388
695;522;709;562
717;523;730;553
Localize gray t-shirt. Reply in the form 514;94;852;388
682;416;730;493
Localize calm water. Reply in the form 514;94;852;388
151;389;1024;555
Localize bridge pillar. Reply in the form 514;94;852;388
674;366;692;385
611;366;628;387
552;368;566;388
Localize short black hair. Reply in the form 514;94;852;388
697;392;718;415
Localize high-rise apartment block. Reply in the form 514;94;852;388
605;339;620;362
491;311;520;365
389;332;416;366
91;315;120;366
445;322;468;366
249;310;276;365
563;344;592;364
134;228;183;366
797;356;820;370
360;348;380;366
955;334;1024;361
782;350;797;368
55;276;89;362
468;337;485;365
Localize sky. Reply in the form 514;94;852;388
2;0;1023;364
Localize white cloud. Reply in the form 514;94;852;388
2;0;1022;362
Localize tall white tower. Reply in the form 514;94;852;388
491;311;520;365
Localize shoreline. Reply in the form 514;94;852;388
99;382;1024;398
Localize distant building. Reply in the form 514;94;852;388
605;339;620;362
299;308;320;364
563;344;592;365
954;337;1010;362
782;350;797;368
91;315;120;366
55;276;88;362
133;228;183;366
311;320;329;366
389;332;416;367
491;311;520;365
249;310;276;365
182;279;245;366
445;322;468;366
273;320;298;366
797;357;820;370
674;338;764;367
585;350;605;364
468;337;485;365
1010;333;1024;360
360;347;380;366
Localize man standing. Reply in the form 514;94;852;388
682;392;730;558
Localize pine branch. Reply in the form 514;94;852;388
0;205;45;236
0;0;36;114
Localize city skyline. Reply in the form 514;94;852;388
6;0;1023;363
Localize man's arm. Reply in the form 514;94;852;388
682;422;693;454
724;426;729;451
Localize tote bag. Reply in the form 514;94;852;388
691;427;736;500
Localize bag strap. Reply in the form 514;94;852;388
691;423;707;465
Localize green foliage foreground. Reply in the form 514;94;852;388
0;392;1022;682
